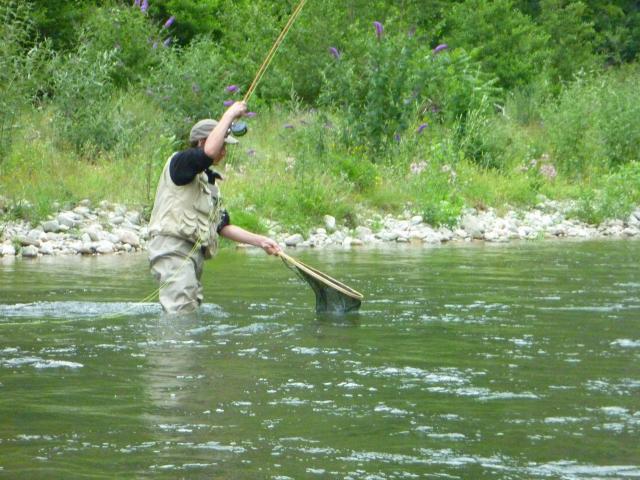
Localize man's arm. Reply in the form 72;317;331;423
219;224;281;255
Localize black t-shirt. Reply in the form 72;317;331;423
168;148;230;233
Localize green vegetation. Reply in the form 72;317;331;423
1;0;639;231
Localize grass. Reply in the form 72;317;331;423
2;72;639;233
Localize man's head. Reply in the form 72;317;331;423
189;119;240;148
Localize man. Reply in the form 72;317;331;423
148;101;281;314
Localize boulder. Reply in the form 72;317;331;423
95;240;114;254
460;214;484;239
21;245;39;257
42;220;60;233
0;244;16;256
117;229;140;247
15;235;41;248
323;215;336;232
284;234;304;247
57;212;79;228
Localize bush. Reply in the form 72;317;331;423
0;1;54;158
443;0;549;90
144;37;236;140
542;66;640;176
319;20;498;154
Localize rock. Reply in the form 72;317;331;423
117;229;140;247
0;244;16;256
126;211;141;225
42;220;60;233
378;231;399;242
15;235;41;248
330;231;346;243
410;215;423;225
355;226;372;240
73;206;91;217
323;215;336;232
284;234;304;247
21;245;39;257
461;214;484;239
39;243;55;255
57;212;79;228
350;238;364;246
95;240;114;254
81;233;92;244
78;243;94;255
79;199;91;207
110;215;124;226
84;225;102;242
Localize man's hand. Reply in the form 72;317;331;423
259;237;281;256
224;101;248;121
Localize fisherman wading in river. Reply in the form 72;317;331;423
147;101;281;314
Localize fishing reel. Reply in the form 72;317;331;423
230;121;248;137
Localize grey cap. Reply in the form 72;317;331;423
189;119;239;144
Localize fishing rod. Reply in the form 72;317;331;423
229;0;308;138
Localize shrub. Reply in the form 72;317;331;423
443;0;550;91
319;20;498;154
542;66;640;176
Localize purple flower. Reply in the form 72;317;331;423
284;124;294;129
162;37;171;47
141;0;149;12
163;16;175;28
134;0;141;7
394;133;401;142
246;149;256;157
417;123;428;134
374;21;384;39
328;47;341;59
223;100;234;107
152;41;158;49
192;83;200;93
433;44;448;55
226;85;238;93
246;112;257;118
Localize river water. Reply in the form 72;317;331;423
1;240;639;479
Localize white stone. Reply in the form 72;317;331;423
323;215;336;232
78;244;94;255
21;245;39;257
126;211;141;225
39;243;55;255
330;231;346;243
0;244;16;256
378;231;399;241
58;212;79;228
16;235;41;248
117;229;140;247
355;226;372;239
350;238;364;246
42;220;60;233
461;214;484;239
95;240;114;254
73;206;91;217
284;234;304;246
410;215;423;225
84;225;102;242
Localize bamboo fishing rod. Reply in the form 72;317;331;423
243;0;308;103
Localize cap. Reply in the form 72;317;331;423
189;119;239;144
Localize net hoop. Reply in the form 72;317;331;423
278;252;364;301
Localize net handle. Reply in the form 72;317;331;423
277;251;364;300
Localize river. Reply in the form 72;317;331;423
1;240;639;479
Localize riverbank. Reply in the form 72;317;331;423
1;198;639;259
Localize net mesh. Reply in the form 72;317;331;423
282;255;362;314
